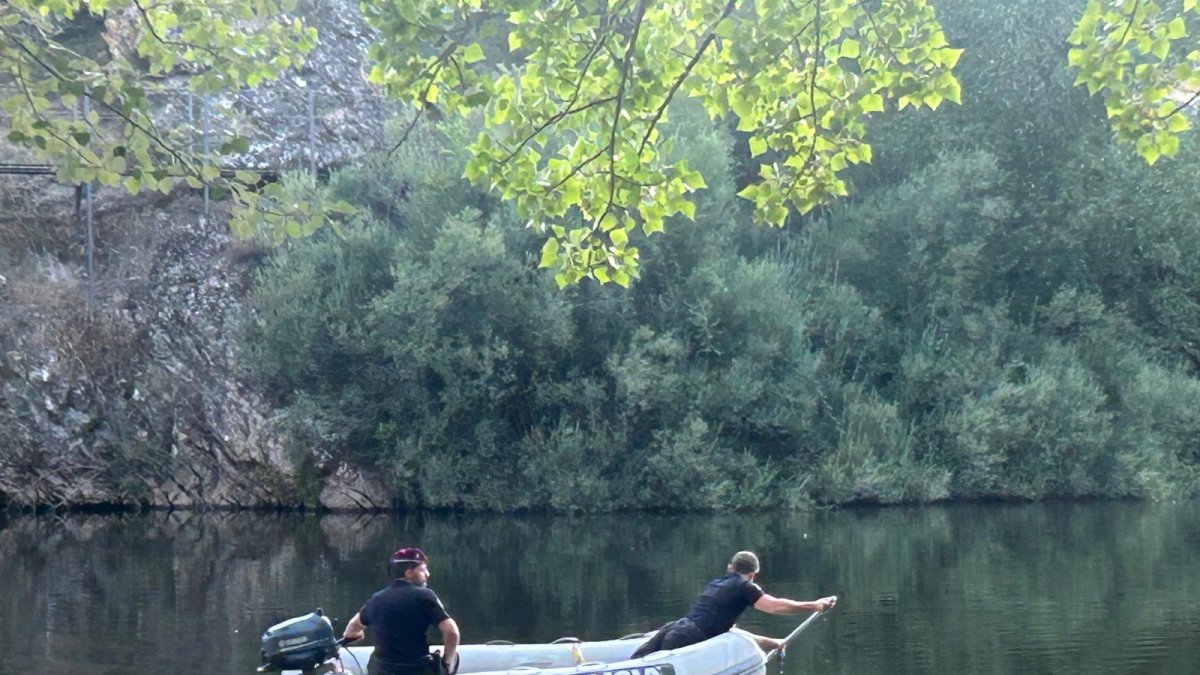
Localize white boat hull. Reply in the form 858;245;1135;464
295;631;767;675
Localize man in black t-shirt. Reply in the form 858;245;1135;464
631;550;836;658
343;547;460;675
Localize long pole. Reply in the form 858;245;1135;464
764;597;837;663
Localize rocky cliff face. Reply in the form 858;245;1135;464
102;0;391;171
0;0;397;511
0;196;294;509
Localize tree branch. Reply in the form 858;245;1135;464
386;106;426;160
132;0;222;60
397;41;459;94
600;0;648;226
856;0;906;71
636;0;737;157
500;94;616;164
544;144;607;193
498;27;614;164
1162;87;1200;119
1115;0;1142;51
798;0;822;185
11;61;96;167
2;26;201;177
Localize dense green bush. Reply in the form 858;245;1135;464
240;0;1200;511
943;344;1113;498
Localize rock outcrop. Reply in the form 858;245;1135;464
0;198;296;508
0;0;397;511
101;0;392;173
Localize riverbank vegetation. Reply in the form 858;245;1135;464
240;0;1200;511
3;0;1199;511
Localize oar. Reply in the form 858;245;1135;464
765;596;837;662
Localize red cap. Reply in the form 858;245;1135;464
389;547;429;565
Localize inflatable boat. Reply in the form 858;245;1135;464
262;604;834;675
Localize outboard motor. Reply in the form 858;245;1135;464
258;609;340;672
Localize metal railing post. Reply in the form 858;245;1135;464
82;93;95;323
187;90;194;154
307;87;317;179
202;95;210;215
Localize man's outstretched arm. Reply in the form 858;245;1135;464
753;594;836;615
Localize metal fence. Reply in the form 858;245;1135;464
0;84;334;322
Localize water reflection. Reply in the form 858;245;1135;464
1;502;1198;675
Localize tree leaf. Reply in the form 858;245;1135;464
463;43;485;64
539;237;559;268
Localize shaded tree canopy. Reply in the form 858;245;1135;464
1;0;1197;284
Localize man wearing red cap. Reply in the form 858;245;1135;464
344;547;460;675
632;550;836;657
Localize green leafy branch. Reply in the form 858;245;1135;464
366;0;965;286
1068;0;1200;164
1;1;355;241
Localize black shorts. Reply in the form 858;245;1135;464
368;653;447;675
630;618;708;658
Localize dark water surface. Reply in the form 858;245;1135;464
2;501;1199;674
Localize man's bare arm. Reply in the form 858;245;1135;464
753;594;836;615
343;612;366;640
438;617;460;664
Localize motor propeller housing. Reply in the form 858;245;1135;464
258;609;340;672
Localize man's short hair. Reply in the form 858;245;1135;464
730;550;760;574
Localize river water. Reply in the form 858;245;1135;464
1;501;1198;674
